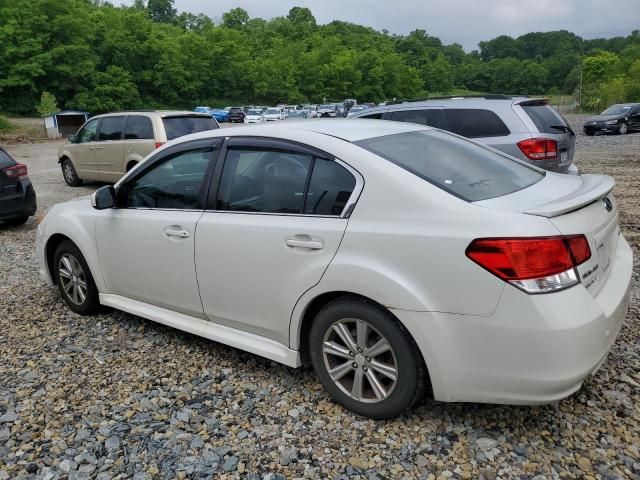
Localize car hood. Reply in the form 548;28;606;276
585;114;622;122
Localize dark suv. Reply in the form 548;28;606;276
228;107;246;123
0;147;37;226
351;95;577;174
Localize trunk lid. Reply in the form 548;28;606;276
475;173;619;296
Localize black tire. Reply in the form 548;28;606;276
618;122;629;135
126;161;138;172
53;240;100;315
3;216;29;226
309;296;427;419
61;159;82;187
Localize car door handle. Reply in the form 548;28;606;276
95;146;104;150
88;146;95;150
163;227;190;239
285;235;323;250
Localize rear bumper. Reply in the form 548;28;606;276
0;184;37;220
393;235;633;404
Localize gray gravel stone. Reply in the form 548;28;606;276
222;455;238;472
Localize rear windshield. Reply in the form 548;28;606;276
355;130;544;202
162;116;218;140
521;104;570;134
0;149;16;169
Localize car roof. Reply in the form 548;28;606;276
185;119;428;143
93;110;211;118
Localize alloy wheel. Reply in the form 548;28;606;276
58;253;88;305
64;163;75;183
322;318;398;403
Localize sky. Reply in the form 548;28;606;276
168;0;639;51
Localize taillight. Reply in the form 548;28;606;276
466;235;591;294
155;142;165;149
517;138;557;160
3;163;28;179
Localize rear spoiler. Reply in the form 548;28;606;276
524;174;615;217
514;98;549;106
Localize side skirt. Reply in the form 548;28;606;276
99;294;301;368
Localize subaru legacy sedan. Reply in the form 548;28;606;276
36;120;632;418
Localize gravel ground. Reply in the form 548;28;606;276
1;115;639;480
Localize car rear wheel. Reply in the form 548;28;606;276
54;240;99;314
618;122;628;135
309;297;426;419
61;159;82;187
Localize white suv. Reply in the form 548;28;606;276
58;111;219;185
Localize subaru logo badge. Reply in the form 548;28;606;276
603;196;613;212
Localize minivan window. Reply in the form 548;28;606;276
521;104;570;134
444;109;510;138
162;116;218;141
98;116;125;141
355;130;543;202
216;149;312;214
125;116;154;140
304;160;356;215
390;109;447;129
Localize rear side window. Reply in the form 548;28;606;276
304;160;356;215
0;149;16;169
391;109;447;129
125;116;154;140
98;116;125;141
355;130;543;202
444;109;510;138
162;116;218;141
521;104;570;134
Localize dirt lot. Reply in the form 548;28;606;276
0;116;639;479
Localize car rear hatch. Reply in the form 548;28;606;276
515;99;576;173
0;151;22;200
475;173;620;296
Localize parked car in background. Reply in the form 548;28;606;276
58;111;219;185
583;103;640;136
245;108;265;123
346;105;370;117
303;105;319;117
228;107;246;123
318;104;338;117
351;95;578;174
285;110;309;119
211;109;230;123
344;98;357;110
194;106;212;114
264;108;284;121
0;147;36;226
38;120;632;418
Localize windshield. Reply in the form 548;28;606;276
248;109;263;115
601;105;633;115
162;116;218;140
320;105;334;110
355;130;544;202
194;107;209;113
266;109;280;114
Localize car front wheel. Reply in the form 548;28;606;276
618;122;628;135
309;297;427;418
54;240;99;314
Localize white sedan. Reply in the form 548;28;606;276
264;108;283;121
36;120;632;418
244;109;265;123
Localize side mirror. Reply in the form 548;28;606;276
67;134;77;143
91;185;116;210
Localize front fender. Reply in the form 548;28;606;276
38;201;105;292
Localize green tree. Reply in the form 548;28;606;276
147;0;176;23
222;8;249;29
36;91;58;116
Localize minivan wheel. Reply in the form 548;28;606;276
53;240;99;314
618;122;628;135
309;297;426;419
61;159;82;186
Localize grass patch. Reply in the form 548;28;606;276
0;115;14;133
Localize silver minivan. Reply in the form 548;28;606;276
58;111;219;186
350;96;578;174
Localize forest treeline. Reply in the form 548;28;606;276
0;0;638;114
